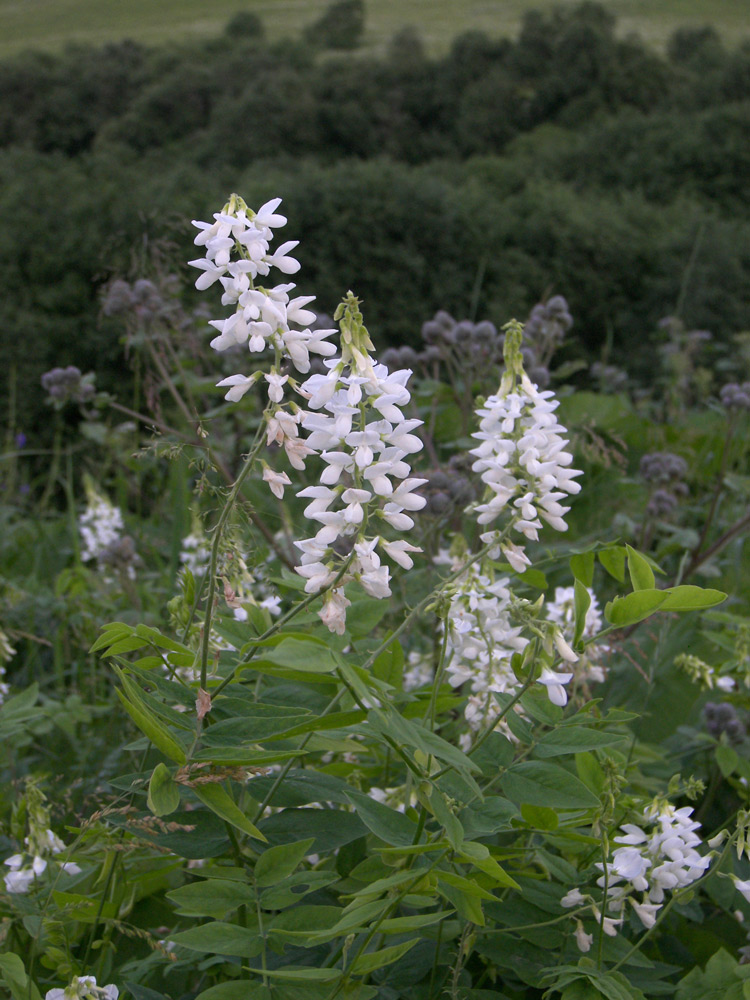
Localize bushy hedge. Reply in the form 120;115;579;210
2;3;750;438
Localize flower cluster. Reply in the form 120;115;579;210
293;294;426;633
720;381;750;411
403;650;434;691
3;782;80;894
675;652;735;693
46;977;118;1000
79;480;138;581
179;525;211;575
470;321;582;571
640;451;689;519
41;366;95;407
563;801;711;943
445;563;529;748
443;561;581;746
189;194;337;402
703;700;745;742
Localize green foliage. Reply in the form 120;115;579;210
3;12;750;1000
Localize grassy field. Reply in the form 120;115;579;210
0;0;746;60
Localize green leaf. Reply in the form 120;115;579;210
170;921;262;956
147;762;180;817
438;870;497;900
534;727;626;758
264;709;366;741
372;639;404;687
192;783;266;842
520;803;559;830
598;547;626;583
133;624;194;654
243;968;341;983
90;622;132;653
501;761;600;809
570;551;595;588
52;891;118;923
626;545;656;591
369;707;480;776
115;685;187;764
576;752;607;795
716;744;739;778
561;982;603;1000
438;879;485;925
192;747;302;767
260;871;339;910
258;637;338;673
604;590;669;627
255;838;315;887
457;842;521;889
429;787;464;851
167;879;255;917
606;585;726;626
659;586;727;611
196;985;271;1000
0;953;43;1000
345;789;419;847
350;938;419;974
378;910;451;933
293;902;384;944
259;807;366;854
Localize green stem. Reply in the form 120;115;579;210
198;429;266;694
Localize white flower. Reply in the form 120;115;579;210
553;630;578;663
470;372;582;545
732;875;750;904
216;374;256;402
629;899;661;928
537;667;574;707
45;976;118;1000
264;372;289;403
561;887;585;908
262;466;292;500
320;590;351;635
574;921;593;952
595;801;710;927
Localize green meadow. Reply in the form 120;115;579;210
0;0;747;58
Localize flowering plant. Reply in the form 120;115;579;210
4;195;750;1000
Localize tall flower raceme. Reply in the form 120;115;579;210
79;478;138;581
562;800;712;945
442;556;588;747
445;571;529;750
3;781;80;894
469;319;583;572
293;294;426;633
189;193;337;435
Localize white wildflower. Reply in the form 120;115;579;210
574;921;593;952
45;976;118;1000
470;321;582;570
591;801;711;933
292;294;426;633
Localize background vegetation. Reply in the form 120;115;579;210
2;3;750;996
2;2;750;448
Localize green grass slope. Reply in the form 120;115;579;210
0;0;747;60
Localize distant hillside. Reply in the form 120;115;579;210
0;0;747;59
